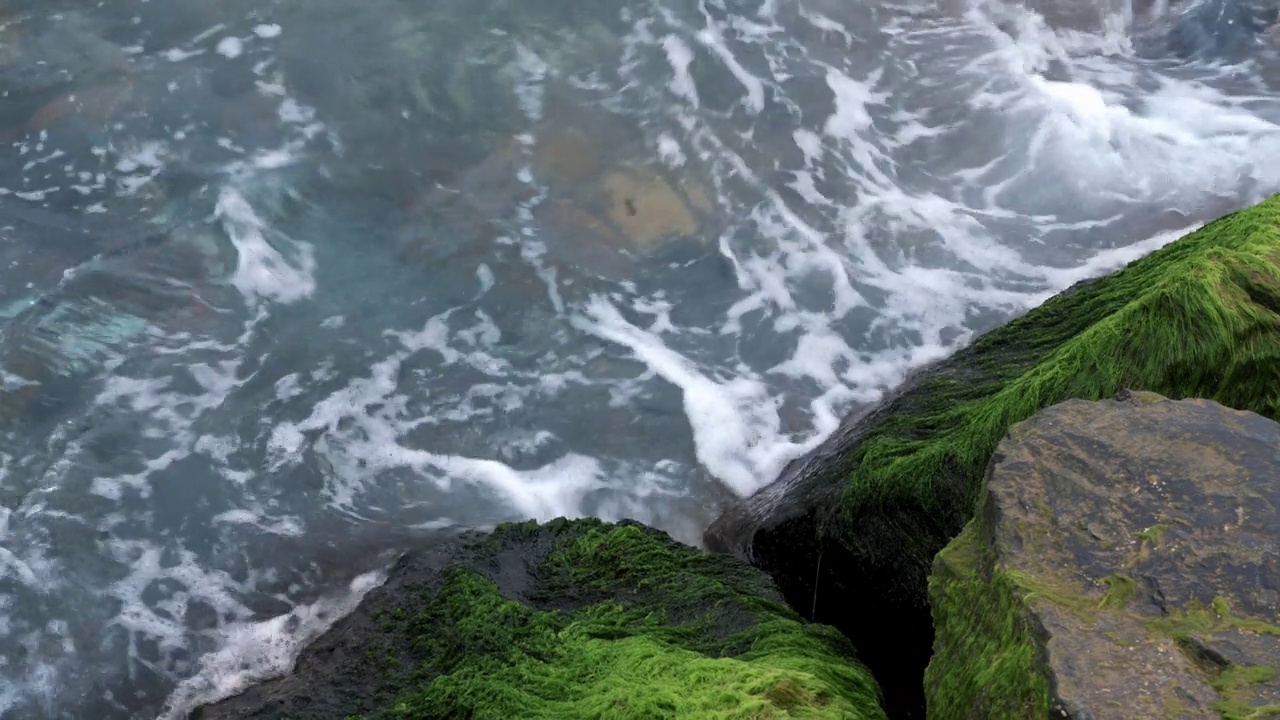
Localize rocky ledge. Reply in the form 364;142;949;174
705;195;1280;716
928;392;1280;720
192;518;885;719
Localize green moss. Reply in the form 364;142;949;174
999;569;1100;621
1148;596;1280;639
369;520;884;719
1211;665;1280;720
827;196;1280;571
924;523;1051;720
1102;631;1138;648
1218;665;1279;688
1137;524;1170;548
1166;602;1280;717
1098;575;1137;609
1213;701;1280;720
1162;696;1190;719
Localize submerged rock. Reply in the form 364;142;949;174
598;167;703;249
705;195;1280;717
927;392;1280;719
192;518;886;720
395;90;718;280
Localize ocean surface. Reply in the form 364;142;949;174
1;0;1278;716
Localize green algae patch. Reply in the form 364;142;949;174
388;571;871;719
194;518;885;720
924;523;1051;720
1149;596;1280;640
1212;665;1280;720
1137;523;1170;548
1098;575;1136;609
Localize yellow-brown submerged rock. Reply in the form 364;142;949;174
599;167;702;250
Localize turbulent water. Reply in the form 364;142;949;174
1;0;1279;716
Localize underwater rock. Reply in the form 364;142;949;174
190;517;887;720
0;221;230;431
24;76;138;132
0;10;130;94
705;195;1280;718
599;167;703;250
395;91;717;280
927;392;1280;719
0;10;133;144
529;87;715;252
534;128;601;183
529;99;715;261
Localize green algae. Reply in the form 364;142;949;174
1098;575;1137;609
824;195;1280;577
1137;524;1170;548
366;519;883;719
1214;700;1280;719
1148;596;1280;639
387;573;868;718
1211;665;1280;720
924;523;1050;720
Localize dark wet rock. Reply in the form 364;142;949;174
190;517;886;720
704;195;1280;718
927;392;1280;719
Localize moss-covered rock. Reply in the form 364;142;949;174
927;392;1280;719
706;195;1280;715
191;518;886;720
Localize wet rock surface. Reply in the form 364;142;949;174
191;518;886;720
927;392;1280;720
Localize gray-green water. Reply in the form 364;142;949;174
0;0;1278;716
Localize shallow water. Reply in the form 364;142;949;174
1;0;1279;716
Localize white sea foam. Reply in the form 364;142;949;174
823;68;883;139
159;570;385;720
576;297;821;496
215;36;244;59
663;35;700;107
216;187;318;306
253;24;283;39
263;310;615;519
696;24;767;113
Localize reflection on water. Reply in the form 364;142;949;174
0;0;1279;716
